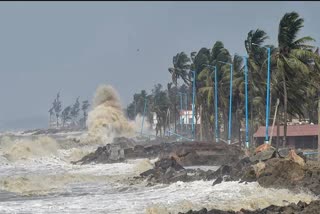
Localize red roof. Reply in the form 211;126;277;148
254;124;319;138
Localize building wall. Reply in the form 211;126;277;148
254;136;318;149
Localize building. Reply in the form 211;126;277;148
179;110;201;125
254;124;318;149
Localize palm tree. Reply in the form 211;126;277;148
244;29;269;145
229;55;244;145
196;42;235;141
168;52;191;132
274;11;320;146
210;42;232;140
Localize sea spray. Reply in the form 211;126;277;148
2;136;59;162
86;85;136;144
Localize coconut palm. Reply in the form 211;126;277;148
244;29;269;145
168;52;191;132
274;11;320;145
168;52;191;86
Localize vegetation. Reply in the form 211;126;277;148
49;93;90;129
126;11;320;146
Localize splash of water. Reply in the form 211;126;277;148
2;136;59;162
86;85;136;144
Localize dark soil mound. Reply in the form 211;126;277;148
179;200;320;214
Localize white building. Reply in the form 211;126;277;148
151;110;201;131
179;110;201;125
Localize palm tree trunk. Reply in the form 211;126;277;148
173;85;178;133
223;111;228;140
282;75;288;147
237;110;241;148
56;115;59;128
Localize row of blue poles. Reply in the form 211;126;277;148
141;44;270;146
196;46;270;147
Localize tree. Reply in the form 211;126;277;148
48;107;54;128
169;52;191;132
53;92;62;128
274;11;320;146
61;106;72;127
70;97;80;126
244;29;269;145
150;84;170;136
81;100;90;127
168;52;191;86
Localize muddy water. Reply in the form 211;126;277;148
0;133;317;214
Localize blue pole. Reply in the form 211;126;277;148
185;93;188;133
214;66;219;143
265;48;271;144
244;56;249;148
141;97;147;135
228;64;233;144
180;93;183;133
191;71;196;140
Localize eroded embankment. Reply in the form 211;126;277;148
74;138;244;166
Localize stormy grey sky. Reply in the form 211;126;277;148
0;1;319;131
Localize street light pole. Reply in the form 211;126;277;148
265;47;271;144
243;56;249;148
252;43;272;145
185;93;188;133
191;70;196;140
178;92;183;133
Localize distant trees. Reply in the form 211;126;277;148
52;93;62;128
81;100;90;126
49;93;90;129
61;106;72;127
126;83;191;137
70;97;80;125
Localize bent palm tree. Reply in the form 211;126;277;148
275;11;320;146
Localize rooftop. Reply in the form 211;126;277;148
254;124;319;138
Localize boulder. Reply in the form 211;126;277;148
180;200;320;214
252;162;266;177
255;143;271;154
278;148;290;158
286;149;305;167
250;146;276;162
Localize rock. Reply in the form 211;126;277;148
140;169;155;177
296;150;307;163
212;176;223;186
169;171;188;183
180;200;320;214
257;158;305;189
286;150;305;167
155;157;184;171
252;162;266;177
278;148;290;158
74;139;244;166
250;146;276;162
255;143;271;154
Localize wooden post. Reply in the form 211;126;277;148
270;99;280;146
